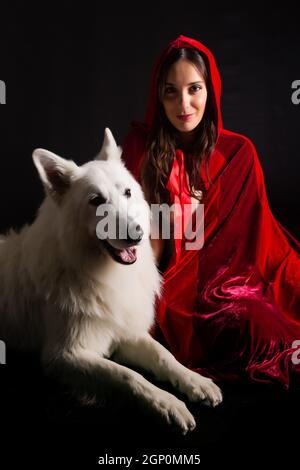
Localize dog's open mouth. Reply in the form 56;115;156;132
104;241;137;265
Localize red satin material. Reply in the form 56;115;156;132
121;36;300;388
166;149;192;262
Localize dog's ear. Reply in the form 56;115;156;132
96;128;122;162
32;148;78;201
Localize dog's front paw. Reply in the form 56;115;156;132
176;371;223;407
152;390;196;435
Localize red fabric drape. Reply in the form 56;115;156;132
121;36;300;388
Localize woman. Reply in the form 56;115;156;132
121;35;300;388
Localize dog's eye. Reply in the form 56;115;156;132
124;188;131;198
89;195;106;206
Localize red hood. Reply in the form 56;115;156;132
145;35;223;136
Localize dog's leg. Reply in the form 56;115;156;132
47;347;196;434
114;334;223;407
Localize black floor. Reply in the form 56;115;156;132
1;351;299;468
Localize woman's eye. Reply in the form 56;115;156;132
164;86;176;95
124;188;131;198
190;84;202;93
89;195;106;206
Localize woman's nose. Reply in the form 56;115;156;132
178;91;190;108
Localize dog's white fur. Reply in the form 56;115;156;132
0;128;222;433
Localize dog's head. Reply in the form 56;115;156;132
32;128;150;265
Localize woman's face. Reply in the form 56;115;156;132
161;58;208;135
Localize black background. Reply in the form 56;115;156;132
0;3;299;238
1;3;300;467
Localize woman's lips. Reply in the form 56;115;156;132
177;114;194;122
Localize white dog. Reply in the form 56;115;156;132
0;128;222;434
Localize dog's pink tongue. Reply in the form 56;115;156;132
120;247;137;264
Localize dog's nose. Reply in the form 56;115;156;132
135;225;143;242
127;224;143;244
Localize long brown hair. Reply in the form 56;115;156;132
141;47;218;205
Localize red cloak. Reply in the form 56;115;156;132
121;35;300;388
